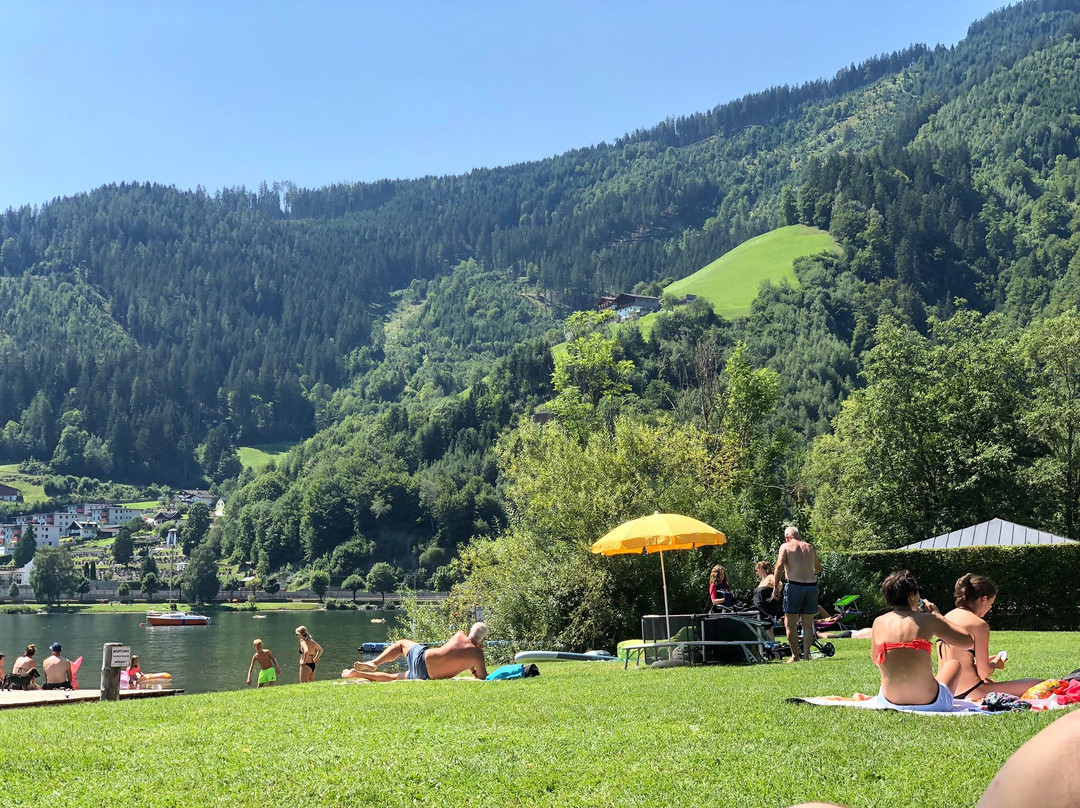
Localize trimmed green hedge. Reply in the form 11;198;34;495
848;544;1080;630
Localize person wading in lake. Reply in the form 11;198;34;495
342;622;488;682
247;639;281;688
295;626;323;683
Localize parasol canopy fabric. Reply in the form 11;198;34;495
591;512;726;556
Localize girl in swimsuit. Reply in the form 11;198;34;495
709;565;735;610
871;570;973;709
295;626;323;684
937;574;1045;699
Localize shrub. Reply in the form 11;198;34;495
847;544;1080;629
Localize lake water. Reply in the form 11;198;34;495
0;609;401;694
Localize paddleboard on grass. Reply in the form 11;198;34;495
514;650;618;663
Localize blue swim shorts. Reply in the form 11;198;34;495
782;581;819;615
405;643;430;680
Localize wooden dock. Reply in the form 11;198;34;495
0;688;184;710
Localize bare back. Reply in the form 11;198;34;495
873;610;969;705
43;655;71;684
424;631;487;679
777;539;820;584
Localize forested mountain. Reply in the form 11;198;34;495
6;1;1080;606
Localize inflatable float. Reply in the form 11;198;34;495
358;642;388;654
120;670;173;686
514;650;618;663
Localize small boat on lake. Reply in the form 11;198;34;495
146;610;211;626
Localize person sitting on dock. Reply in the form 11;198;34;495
42;642;73;690
9;644;40;690
247;639;281;688
342;622;489;682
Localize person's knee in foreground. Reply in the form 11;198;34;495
773;525;822;661
787;709;1080;808
343;621;488;681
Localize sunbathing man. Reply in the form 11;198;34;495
42;642;73;690
342;622;488;681
246;639;281;688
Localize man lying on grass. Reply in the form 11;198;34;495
342;622;488;682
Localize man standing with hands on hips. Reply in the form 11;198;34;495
772;526;822;663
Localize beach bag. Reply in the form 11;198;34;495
485;663;540;681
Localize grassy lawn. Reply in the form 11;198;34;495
664;224;839;319
237;441;294;471
2;631;1075;807
0;463;48;504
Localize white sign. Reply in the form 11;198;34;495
109;646;131;668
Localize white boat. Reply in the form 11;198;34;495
146;610;211;626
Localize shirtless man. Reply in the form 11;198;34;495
342;622;488;682
42;642;73;690
773;526;822;662
246;639;281;688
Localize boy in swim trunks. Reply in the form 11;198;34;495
342;622;488;682
247;639;281;688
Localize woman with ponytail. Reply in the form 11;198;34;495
937;573;1045;699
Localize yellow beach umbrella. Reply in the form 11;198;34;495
591;512;726;639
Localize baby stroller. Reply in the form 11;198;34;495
757;595;862;661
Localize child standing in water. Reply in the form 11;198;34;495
247;639;281;688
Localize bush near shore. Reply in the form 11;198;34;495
3;631;1076;807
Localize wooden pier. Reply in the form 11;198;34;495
0;688;183;710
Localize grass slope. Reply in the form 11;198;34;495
237;442;294;471
0;463;47;504
665;224;839;319
3;631;1075;807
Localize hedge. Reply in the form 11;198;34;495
847;544;1080;630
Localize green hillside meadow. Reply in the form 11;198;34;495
665;224;839;318
236;442;294;472
0;463;47;505
1;632;1075;807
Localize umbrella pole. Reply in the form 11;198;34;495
660;549;672;640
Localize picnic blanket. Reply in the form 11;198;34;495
789;690;1077;715
788;694;990;715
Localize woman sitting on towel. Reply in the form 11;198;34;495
936;574;1045;699
871;570;973;711
709;565;735;610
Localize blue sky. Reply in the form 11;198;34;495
1;1;1006;212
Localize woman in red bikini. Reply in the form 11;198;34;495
936;573;1045;699
871;570;973;710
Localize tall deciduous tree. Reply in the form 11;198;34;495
182;502;212;554
365;562;397;606
13;525;36;566
181;544;220;606
807;313;1033;550
1020;309;1080;538
29;546;77;607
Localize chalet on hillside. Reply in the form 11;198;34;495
176;489;215;507
0;483;22;502
145;510;181;526
596;293;660;322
